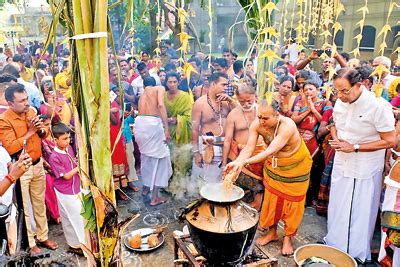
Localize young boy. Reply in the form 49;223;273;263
48;123;85;254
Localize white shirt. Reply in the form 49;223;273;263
333;88;395;179
17;78;44;109
0;146;13;207
131;73;161;98
285;43;299;64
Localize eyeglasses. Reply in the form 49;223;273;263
336;86;354;95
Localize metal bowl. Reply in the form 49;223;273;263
124;228;164;252
200;182;244;203
294;244;357;266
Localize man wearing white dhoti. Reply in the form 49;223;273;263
325;68;396;263
136;76;172;206
191;72;235;184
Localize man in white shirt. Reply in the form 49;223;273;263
131;62;161;99
325;68;396;263
284;39;299;64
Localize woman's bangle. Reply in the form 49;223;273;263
5;174;16;184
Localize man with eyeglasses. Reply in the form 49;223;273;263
324;68;396;264
225;99;312;256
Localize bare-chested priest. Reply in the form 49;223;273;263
225;100;312;255
222;83;265;208
191;72;235;183
135;76;172;206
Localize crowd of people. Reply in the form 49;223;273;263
0;38;399;266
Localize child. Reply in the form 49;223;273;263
48;123;85;254
379;114;400;266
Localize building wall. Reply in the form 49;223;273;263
189;0;247;53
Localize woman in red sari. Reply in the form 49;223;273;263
291;80;332;157
110;99;129;200
292;80;332;205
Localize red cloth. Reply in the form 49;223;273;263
287;64;296;76
42;139;60;221
110;101;128;169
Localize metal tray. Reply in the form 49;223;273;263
200;182;244;203
124;228;165;252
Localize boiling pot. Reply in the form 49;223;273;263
181;183;259;264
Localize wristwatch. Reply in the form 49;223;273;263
354;144;360;153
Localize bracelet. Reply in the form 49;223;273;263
5;174;16;184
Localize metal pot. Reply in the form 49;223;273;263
182;198;259;264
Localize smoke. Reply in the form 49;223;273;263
168;143;203;200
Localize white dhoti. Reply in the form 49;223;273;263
54;190;86;248
125;141;138;182
191;136;223;183
324;165;382;262
135;115;172;190
378;175;400;266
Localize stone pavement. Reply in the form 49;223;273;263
40;187;380;266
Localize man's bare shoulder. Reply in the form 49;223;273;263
281;116;298;132
193;95;207;108
227;107;241;121
154;85;165;92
